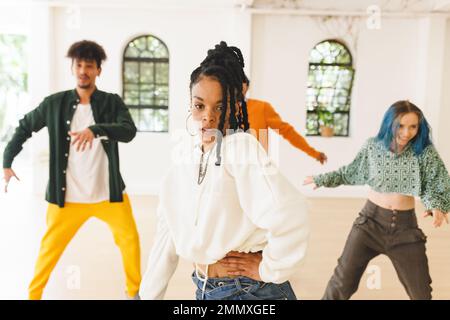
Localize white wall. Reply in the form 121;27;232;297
438;18;450;169
0;5;29;34
0;4;53;191
250;14;450;197
3;3;450;197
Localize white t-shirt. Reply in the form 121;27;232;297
65;103;110;203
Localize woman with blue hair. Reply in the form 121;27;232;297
304;100;449;299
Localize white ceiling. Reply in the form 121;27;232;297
250;0;450;12
10;0;450;12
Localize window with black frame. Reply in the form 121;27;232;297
123;35;169;132
305;40;354;137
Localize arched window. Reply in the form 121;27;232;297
123;35;169;132
305;40;354;136
0;34;28;144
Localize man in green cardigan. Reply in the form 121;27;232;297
2;40;141;300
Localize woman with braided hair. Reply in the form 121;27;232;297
139;42;309;300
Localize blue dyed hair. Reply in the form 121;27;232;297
376;100;432;155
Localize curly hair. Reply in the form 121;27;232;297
66;40;107;68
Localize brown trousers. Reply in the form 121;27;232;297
323;200;432;300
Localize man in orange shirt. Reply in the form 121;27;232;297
243;79;327;164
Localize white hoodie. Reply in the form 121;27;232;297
139;132;309;299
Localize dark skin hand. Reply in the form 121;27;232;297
217;251;263;281
317;152;328;164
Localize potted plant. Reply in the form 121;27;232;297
317;106;334;137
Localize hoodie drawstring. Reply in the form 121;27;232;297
195;263;209;300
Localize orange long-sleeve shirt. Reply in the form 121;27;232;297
246;98;321;160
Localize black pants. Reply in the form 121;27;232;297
323;200;432;300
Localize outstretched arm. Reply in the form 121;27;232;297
264;102;327;163
420;145;450;228
3;99;48;169
311;139;371;188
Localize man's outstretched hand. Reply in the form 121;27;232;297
3;168;20;193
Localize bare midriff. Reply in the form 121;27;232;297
368;188;416;211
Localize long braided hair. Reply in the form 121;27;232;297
190;41;250;165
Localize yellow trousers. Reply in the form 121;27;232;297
28;194;141;299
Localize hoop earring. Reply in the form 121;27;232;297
185;112;197;136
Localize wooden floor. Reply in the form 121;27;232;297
1;187;449;299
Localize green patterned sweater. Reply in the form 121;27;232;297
313;137;450;212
